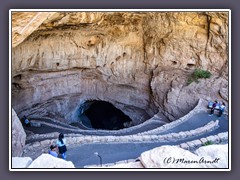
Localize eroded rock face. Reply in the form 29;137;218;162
11;12;229;124
12;108;26;157
12;12;56;48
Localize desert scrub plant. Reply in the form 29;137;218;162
187;69;211;85
203;141;213;146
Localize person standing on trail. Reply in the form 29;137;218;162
209;100;218;115
56;133;67;160
23;115;31;127
218;102;226;117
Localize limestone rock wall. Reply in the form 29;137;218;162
12;108;26;157
12;12;56;48
11;12;229;123
150;68;228;121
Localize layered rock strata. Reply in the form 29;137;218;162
12;12;229;125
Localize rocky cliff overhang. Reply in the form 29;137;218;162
11;11;229;125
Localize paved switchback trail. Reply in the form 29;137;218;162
66;112;228;168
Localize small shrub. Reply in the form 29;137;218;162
187;69;211;85
203;141;213;146
193;69;211;79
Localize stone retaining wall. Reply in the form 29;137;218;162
84;132;228;168
139;98;207;135
22;98;228;163
26;98;206;143
26;119;163;143
23;120;221;159
179;132;228;150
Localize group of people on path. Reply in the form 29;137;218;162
20;115;68;160
49;133;68;160
209;100;226;117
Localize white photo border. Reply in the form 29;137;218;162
9;9;231;172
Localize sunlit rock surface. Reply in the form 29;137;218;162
11;12;228;124
27;154;75;168
12;108;26;157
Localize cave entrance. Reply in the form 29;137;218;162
81;100;132;130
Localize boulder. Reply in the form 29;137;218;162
12;157;32;168
27;154;75;168
12;108;26;157
194;144;228;168
140;145;204;168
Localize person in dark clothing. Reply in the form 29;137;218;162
209;100;218;115
56;133;67;160
23;116;31;127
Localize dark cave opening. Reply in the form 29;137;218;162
83;100;132;130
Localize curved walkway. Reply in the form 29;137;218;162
140;112;228;135
23;112;228;164
22;99;229;168
25;119;165;144
67;131;228;168
66;112;228;168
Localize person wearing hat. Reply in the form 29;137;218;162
49;145;58;158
